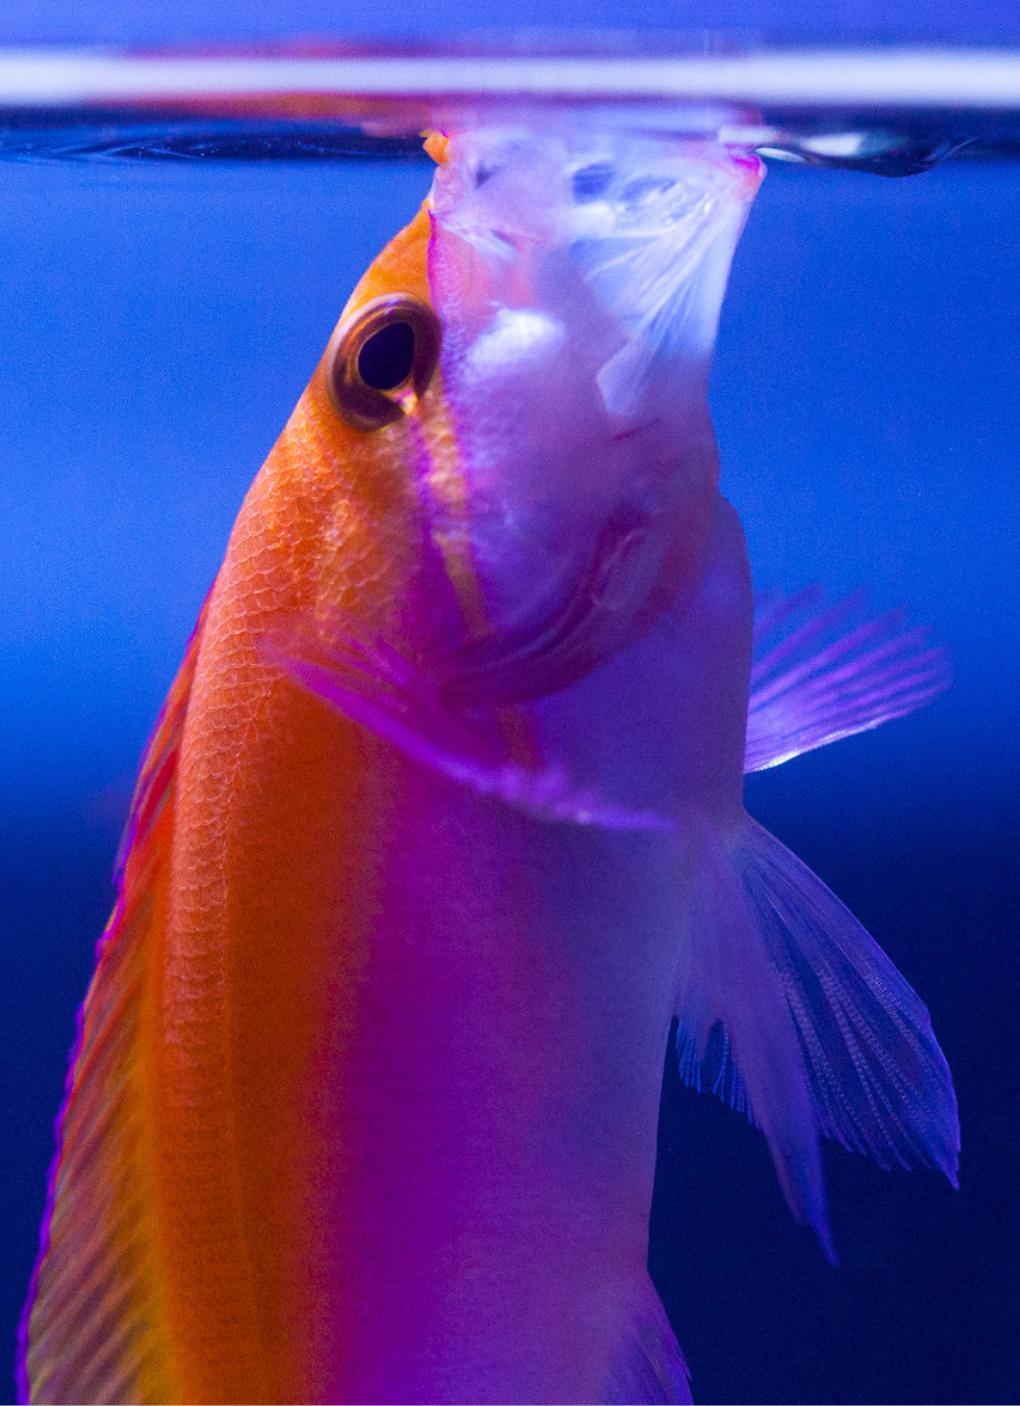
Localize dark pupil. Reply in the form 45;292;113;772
358;321;416;391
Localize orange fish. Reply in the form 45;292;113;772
20;124;957;1404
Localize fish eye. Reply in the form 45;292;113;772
326;294;441;432
358;322;415;391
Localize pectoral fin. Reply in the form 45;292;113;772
262;613;674;832
745;589;950;773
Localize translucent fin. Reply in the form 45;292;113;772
605;1279;691;1405
18;593;211;1404
675;814;959;1261
262;615;674;832
745;589;951;773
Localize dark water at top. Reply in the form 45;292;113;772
0;40;1017;1406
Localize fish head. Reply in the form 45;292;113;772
429;125;760;482
313;123;762;704
426;124;762;700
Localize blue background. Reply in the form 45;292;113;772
0;58;1017;1406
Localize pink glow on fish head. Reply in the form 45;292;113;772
425;126;762;678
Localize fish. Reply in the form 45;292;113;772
19;120;959;1405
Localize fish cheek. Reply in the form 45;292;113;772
332;420;489;667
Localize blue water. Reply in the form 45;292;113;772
0;145;1016;1403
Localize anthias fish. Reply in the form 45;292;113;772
20;124;958;1405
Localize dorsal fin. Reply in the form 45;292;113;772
19;592;213;1405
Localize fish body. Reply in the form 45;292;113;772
20;123;958;1405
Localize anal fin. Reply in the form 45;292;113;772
674;812;959;1261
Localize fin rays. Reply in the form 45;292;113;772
745;589;951;773
17;593;212;1404
738;820;960;1179
261;614;675;832
674;815;959;1259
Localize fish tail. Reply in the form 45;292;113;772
675;812;959;1260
